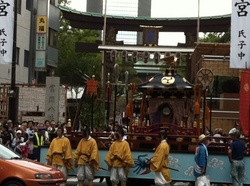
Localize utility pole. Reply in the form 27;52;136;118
101;0;107;87
197;0;200;42
113;64;119;130
8;0;18;123
106;73;110;130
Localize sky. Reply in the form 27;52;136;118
68;0;232;46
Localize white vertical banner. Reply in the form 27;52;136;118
45;77;60;122
230;0;250;68
0;0;14;64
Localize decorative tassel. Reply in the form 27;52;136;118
194;83;202;116
126;103;133;119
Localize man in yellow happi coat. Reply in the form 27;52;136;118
74;126;100;186
149;130;171;186
105;125;134;186
46;126;73;179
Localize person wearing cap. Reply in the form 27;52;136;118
228;129;246;186
193;134;209;180
7;120;13;129
12;130;24;153
37;123;50;143
149;130;171;186
46;126;73;179
32;126;47;161
73;126;100;186
105;125;134;186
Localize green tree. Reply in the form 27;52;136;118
199;32;230;43
56;18;105;128
56;19;101;85
58;0;68;5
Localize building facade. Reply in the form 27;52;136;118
0;0;60;85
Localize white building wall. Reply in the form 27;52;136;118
0;0;30;84
0;64;12;83
0;64;28;84
16;1;30;83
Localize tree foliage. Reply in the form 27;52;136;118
58;0;68;6
199;32;230;43
56;19;101;86
56;18;105;128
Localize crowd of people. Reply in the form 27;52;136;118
0;119;248;186
0;118;170;186
0;119;133;185
0;119;66;160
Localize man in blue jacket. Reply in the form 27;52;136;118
228;128;246;186
194;134;209;179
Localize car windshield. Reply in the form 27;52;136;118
0;144;22;160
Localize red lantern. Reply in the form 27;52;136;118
86;79;98;96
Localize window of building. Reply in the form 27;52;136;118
24;50;29;67
26;0;32;11
16;47;20;65
48;29;57;48
17;0;21;14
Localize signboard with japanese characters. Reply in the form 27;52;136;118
45;77;60;122
18;86;66;123
36;34;46;50
35;15;47;71
35;51;46;71
36;15;47;34
0;0;13;64
230;0;250;68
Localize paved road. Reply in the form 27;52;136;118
67;177;108;186
66;177;155;186
66;177;192;186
